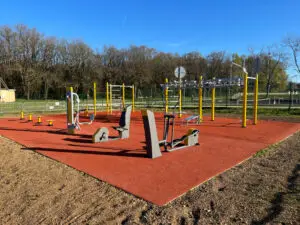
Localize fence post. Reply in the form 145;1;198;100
242;73;248;128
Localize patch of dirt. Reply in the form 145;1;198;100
0;131;299;224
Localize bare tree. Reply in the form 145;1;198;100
206;51;226;79
284;37;300;75
258;45;288;97
0;24;291;100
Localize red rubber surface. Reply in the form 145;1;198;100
0;112;299;205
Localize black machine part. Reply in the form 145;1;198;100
161;113;199;151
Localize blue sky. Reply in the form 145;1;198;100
1;0;300;80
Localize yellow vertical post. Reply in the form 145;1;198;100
110;84;113;114
122;83;125;108
84;105;88;117
20;111;24;120
106;82;109;114
179;86;182;118
93;82;96;116
132;85;135;112
37;116;42;124
165;78;168;113
242;73;248;128
253;74;259;125
28;113;32;122
211;77;216;121
199;76;203;122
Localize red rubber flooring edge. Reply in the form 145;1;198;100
0;112;299;206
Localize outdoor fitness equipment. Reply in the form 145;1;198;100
232;62;259;127
142;109;199;159
161;113;199;151
162;76;243;122
66;87;95;134
20;111;25;120
162;73;257;128
28;113;32;122
106;83;135;114
92;105;132;143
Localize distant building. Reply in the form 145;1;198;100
0;77;16;102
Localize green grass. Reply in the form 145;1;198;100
254;149;270;157
1;98;300;117
180;107;300;117
211;107;300;117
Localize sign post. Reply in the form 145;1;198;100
174;66;186;118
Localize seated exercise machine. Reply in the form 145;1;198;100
142;109;200;159
66;87;95;134
92;105;132;143
182;114;200;125
161;113;199;151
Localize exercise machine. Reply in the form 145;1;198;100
160;113;199;152
92;105;132;142
106;83;135;114
66;87;95;134
161;75;246;124
181;114;200;125
142;109;200;159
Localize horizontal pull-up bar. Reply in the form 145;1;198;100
110;84;133;88
247;77;257;80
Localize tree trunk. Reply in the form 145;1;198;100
44;81;49;100
288;82;292;112
266;81;271;98
27;82;30;100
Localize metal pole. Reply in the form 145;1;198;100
199;76;203;122
20;111;24;120
93;82;97;116
242;73;248;128
110;84;113;114
165;78;168;113
211;77;215;121
253;74;258;125
66;86;75;134
132;84;135;112
106;82;109;114
179;83;182;118
122;83;125;108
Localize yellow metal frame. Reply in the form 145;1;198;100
211;77;216;121
165;78;168;113
37;116;42;124
93;82;97;116
122;83;125;108
198;76;203;122
253;74;259;125
20;111;24;120
132;85;135;112
106;82;110;114
242;73;248;128
106;83;134;114
47;120;54;126
179;86;182;118
28;113;32;122
109;84;113;114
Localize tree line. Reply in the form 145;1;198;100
0;24;299;100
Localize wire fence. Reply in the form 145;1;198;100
0;88;299;115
